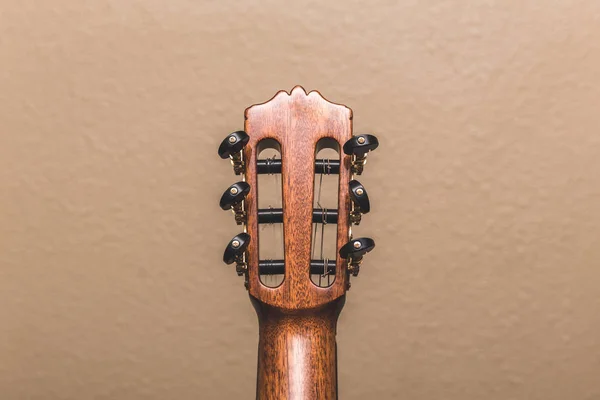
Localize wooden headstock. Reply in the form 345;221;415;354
218;86;379;398
218;86;378;310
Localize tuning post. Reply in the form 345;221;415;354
349;180;370;225
223;233;251;278
343;134;379;175
218;130;250;174
220;181;250;225
339;237;375;277
347;259;362;277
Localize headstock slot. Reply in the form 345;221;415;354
310;138;341;288
256;139;285;288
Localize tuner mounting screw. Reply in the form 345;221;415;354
228;136;237;144
357;136;366;144
356;188;364;196
230;187;239;195
232;240;240;248
353;241;361;249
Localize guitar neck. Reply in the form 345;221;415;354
218;87;378;398
252;296;345;400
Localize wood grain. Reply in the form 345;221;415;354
244;86;353;309
243;87;353;399
251;295;345;400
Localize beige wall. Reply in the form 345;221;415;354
2;1;600;399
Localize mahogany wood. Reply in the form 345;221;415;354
243;86;353;399
252;296;345;400
244;86;352;308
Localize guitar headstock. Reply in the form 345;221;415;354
218;86;378;309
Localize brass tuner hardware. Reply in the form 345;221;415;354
339;237;375;277
236;263;248;277
347;258;362;277
349;180;371;225
343;134;379;175
218;131;250;174
219;181;250;225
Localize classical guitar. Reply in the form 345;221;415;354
218;86;378;400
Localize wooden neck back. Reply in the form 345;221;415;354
251;295;345;400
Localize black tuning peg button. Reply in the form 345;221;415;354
349;180;370;225
223;232;250;264
219;181;250;209
218;131;249;159
343;134;379;156
339;237;375;277
223;233;251;276
342;134;379;175
219;181;250;225
339;237;375;259
218;131;250;174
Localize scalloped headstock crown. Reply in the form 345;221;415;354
218;86;378;310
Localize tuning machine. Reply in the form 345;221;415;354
220;181;250;225
223;233;251;277
349;180;370;225
339;237;375;277
218;130;250;174
343;134;379;175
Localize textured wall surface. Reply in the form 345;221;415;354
2;1;600;399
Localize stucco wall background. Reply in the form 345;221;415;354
2;1;600;399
